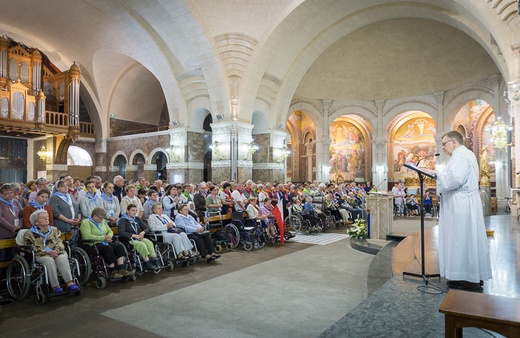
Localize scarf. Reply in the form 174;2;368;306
88;216;108;245
181;191;191;201
54;191;71;204
30;224;52;251
121;213;139;234
0;196;16;210
85;192;99;204
100;192;113;202
29;200;46;210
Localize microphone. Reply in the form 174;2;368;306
416;153;440;166
375;178;386;190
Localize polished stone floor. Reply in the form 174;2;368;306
0;213;518;337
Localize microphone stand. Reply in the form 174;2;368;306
402;162;440;285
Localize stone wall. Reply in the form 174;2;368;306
110;118;159;137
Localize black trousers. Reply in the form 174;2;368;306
82;242;126;266
187;232;215;257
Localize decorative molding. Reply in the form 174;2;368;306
176;68;203;82
262;72;282;87
211;160;232;168
95;166;107;172
167;162;204;170
251;162;284;170
109;129;169;141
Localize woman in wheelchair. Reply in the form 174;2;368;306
23;209;80;295
80;207;132;279
118;204;160;271
147;202;194;260
175;204;220;262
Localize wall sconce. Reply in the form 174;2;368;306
244;141;259;160
274;147;290;163
210;141;222;160
37;146;49;161
168;145;181;162
490;117;512;150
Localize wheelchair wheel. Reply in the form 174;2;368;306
257;240;265;249
96;276;107;290
214;244;222;253
35;285;47;305
288;216;302;231
223;224;240;248
225;242;233;251
6;256;31;301
243;242;253;251
167;261;175;271
71;247;92;286
152;267;161;275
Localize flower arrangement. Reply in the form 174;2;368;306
347;217;367;239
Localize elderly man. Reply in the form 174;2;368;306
113;175;126;202
425;131;492;291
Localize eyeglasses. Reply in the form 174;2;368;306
442;140;454;147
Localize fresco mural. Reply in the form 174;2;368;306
453;99;496;173
392;115;436;179
329;119;365;182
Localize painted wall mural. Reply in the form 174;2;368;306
392;115;436;179
329;120;365;182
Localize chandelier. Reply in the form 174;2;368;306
490;117;511;150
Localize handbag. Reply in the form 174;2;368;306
167;227;185;234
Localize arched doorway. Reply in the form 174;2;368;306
152;151;167;181
203;114;213;182
114;154;127;178
133;153;146;180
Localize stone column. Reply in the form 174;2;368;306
252;129;287;183
372;100;387;189
94;138;108;180
166;127;205;184
211;121;255;183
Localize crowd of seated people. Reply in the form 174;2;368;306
0;176;381;298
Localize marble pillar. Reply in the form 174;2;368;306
366;193;393;239
252;129;287;182
166;127;205;184
210;121;254;183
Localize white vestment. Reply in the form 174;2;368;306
436;146;492;282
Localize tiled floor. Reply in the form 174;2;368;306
0;213;518;337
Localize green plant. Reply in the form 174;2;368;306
347;217;367;239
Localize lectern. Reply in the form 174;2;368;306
402;163;441;284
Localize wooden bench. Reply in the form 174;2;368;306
439;289;520;337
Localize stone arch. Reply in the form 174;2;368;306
129;150;148;166
190;107;212;130
110;151;128;167
252;110;270;132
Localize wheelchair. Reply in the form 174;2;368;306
146;231;200;270
80;237;137;290
6;229;84;305
231;212;265;251
118;236;163;276
206;210;239;252
284;208;311;235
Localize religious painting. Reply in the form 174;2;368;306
392;115;436;179
329;120;365;182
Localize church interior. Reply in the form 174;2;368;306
1;1;520;337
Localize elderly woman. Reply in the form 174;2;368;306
0;183;23;239
246;197;268;222
100;182;121;225
119;185;144;219
22;188;54;229
118;204;159;271
49;180;81;233
24;209;80;295
80;207;132;279
147;202;194;260
175;204;220;262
